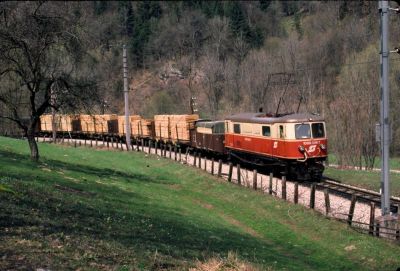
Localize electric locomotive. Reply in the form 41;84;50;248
224;112;327;180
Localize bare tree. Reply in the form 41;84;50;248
201;50;226;118
0;2;98;161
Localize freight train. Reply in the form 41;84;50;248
38;112;327;181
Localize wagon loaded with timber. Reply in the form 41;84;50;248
117;115;154;138
154;114;199;144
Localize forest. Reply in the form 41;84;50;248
1;1;400;168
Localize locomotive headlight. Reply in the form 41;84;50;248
298;145;305;153
320;144;326;150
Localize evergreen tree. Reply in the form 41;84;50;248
93;1;108;15
130;1;162;68
259;0;271;12
118;2;135;36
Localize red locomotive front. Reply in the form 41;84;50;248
224;113;327;180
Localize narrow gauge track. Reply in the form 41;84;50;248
318;177;400;213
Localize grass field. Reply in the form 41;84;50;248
328;153;400;171
324;167;400;197
1;136;400;270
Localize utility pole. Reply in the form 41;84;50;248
123;45;131;149
51;85;57;143
379;0;391;215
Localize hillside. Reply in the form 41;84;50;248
1;136;400;270
2;1;400;168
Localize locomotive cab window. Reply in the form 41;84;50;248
295;124;311;139
262;126;271;137
312;123;325;138
233;124;241;134
279;125;284;138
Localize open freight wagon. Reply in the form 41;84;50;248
40;114;80;132
79;114;118;134
117;115;154;138
154;114;199;143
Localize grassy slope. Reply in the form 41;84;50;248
0;137;400;270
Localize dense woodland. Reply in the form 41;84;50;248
1;1;400;166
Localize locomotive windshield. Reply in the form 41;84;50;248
295;124;311;139
312;123;325;138
295;123;325;139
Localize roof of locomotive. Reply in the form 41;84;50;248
225;112;325;124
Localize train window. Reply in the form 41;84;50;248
262;126;271;137
279;125;284;138
234;124;241;134
312;123;325;138
295;124;311;139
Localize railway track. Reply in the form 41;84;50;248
319;177;400;213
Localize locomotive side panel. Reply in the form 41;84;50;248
225;120;327;160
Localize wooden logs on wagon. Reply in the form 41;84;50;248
117;115;153;137
40;114;80;132
154;114;199;142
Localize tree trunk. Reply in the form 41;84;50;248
27;130;39;161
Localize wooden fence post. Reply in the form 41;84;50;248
185;147;190;161
174;146;177;161
237;164;241;185
347;194;357;226
218;159;222;177
74;141;77;148
324;189;330;215
211;158;215;175
79;141;82;147
179;148;182;162
149;141;152;154
376;222;380;237
310;184;316;209
396;204;400;240
193;152;197;166
204;157;207;171
282;176;287;200
228;163;233;182
253;170;257;190
294;182;299;204
141;139;145;152
369;202;375;235
169;145;172;159
155;141;158;155
198;154;202;168
107;138;109;149
269;173;273;195
95;138;98;147
84;138;87;146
